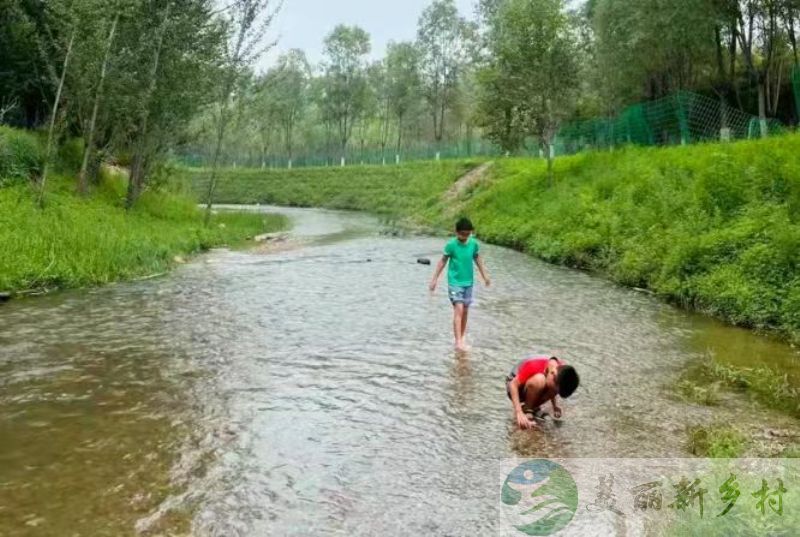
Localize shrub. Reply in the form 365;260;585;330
0;126;42;186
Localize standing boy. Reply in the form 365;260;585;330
429;218;491;352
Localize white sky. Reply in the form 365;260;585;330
259;0;478;71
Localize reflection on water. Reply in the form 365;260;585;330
1;206;799;536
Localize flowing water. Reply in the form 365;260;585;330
1;206;799;536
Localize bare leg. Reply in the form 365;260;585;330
453;303;465;350
460;306;470;349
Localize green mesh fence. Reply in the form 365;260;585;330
177;89;793;169
554;91;787;157
175;138;503;169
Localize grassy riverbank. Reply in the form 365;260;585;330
466;136;800;342
187;160;481;219
0;171;287;294
188;134;800;342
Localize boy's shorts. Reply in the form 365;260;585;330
448;285;473;306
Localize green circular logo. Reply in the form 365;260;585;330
501;460;578;536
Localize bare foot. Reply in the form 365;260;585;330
455;343;471;352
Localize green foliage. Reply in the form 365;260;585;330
674;378;721;406
687;424;747;458
478;0;580;155
385;41;422;147
56;136;84;176
465;134;800;340
678;356;800;417
591;0;717;105
0;126;42;186
185;160;479;221
0;174;287;292
417;0;476;142
259;49;310;159
321;24;372;154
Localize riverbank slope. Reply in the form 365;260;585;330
1;127;287;294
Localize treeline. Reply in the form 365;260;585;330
185;0;800;169
2;0;799;189
185;1;480;168
0;0;278;208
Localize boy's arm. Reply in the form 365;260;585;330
475;255;491;286
551;396;562;419
429;257;448;291
509;377;535;429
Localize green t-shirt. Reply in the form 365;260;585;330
444;236;480;287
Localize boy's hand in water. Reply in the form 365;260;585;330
429;281;437;293
552;405;563;419
516;410;536;430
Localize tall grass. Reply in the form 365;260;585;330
463;135;800;340
0;173;286;293
0;126;42;186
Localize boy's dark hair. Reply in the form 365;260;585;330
557;366;580;398
456;217;474;232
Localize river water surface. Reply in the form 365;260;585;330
2;206;799;536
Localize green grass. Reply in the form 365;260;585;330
676;356;800;418
466;136;800;340
0;126;42;186
185;134;800;341
687;423;748;458
186;160;482;222
0;172;287;293
674;377;723;406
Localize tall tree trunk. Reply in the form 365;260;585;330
202;105;230;219
286;122;293;169
437;97;446;142
204;0;259;224
39;28;76;208
79;14;119;195
396;113;404;162
770;58;783;117
757;80;768;138
126;5;170;209
788;9;798;64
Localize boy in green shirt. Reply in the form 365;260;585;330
429;218;491;352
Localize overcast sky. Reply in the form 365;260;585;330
259;0;478;71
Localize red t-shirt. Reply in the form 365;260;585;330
515;356;563;386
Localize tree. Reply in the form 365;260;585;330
72;1;124;194
0;0;46;127
204;0;280;222
321;24;371;165
113;0;230;208
479;0;581;183
735;0;783;134
417;0;475;142
385;41;422;159
368;61;391;164
263;49;310;168
591;0;717;107
30;0;77;206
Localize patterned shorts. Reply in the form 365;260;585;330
448;285;474;306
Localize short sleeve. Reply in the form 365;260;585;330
443;240;453;257
473;240;481;258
